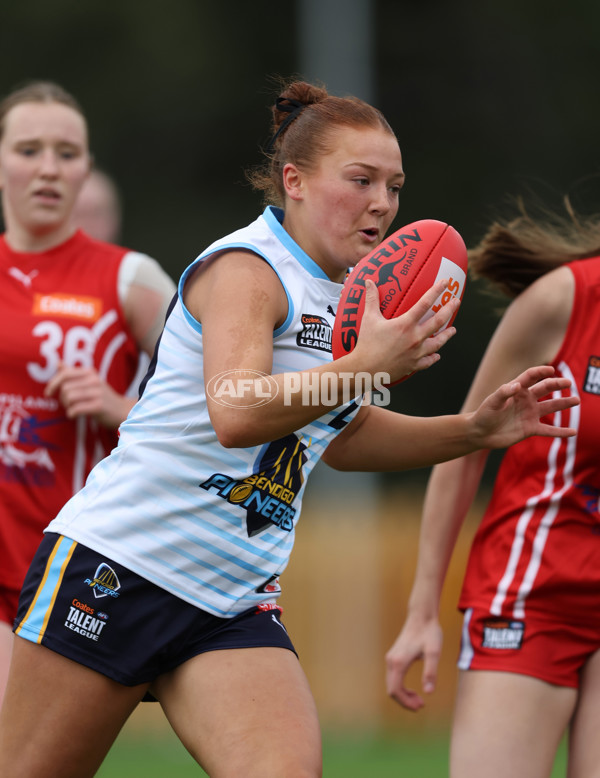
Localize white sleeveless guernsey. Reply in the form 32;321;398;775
47;207;360;617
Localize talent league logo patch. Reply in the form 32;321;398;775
296;313;332;352
64;599;108;642
481;619;524;650
583;356;600;395
84;562;121;599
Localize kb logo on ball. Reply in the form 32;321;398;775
206;370;279;408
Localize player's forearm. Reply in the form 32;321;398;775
323;407;485;472
98;394;137;429
207;355;372;449
407;453;487;616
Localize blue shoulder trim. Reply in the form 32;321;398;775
263;206;331;281
177;236;293;336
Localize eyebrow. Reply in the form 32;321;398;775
345;161;406;182
14;137;83;148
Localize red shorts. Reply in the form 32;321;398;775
0;586;21;627
457;607;600;688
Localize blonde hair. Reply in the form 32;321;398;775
469;196;600;298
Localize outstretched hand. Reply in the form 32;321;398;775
471;365;579;450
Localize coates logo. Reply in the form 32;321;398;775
33;293;102;321
296;313;332;353
206;369;279;408
84;562;121;599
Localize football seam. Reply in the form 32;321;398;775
387;225;448;318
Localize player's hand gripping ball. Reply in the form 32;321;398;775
331;219;468;362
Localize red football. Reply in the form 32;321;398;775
331;219;467;359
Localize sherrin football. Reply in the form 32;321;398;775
331;219;468;359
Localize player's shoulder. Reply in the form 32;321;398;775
79;233;165;279
516;264;574;315
498;264;574;357
196;247;283;287
77;231;129;263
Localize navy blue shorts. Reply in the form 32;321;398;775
14;533;296;691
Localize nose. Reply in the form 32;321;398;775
39;149;59;178
368;183;392;215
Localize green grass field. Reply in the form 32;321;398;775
97;728;568;776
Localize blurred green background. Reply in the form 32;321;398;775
96;723;568;777
2;2;596;772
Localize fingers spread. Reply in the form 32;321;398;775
513;365;556;390
528;376;573;399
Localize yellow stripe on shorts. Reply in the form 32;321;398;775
15;535;78;643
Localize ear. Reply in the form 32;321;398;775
282;163;304;202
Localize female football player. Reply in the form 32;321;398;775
0;80;174;706
387;199;600;778
0;80;578;778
